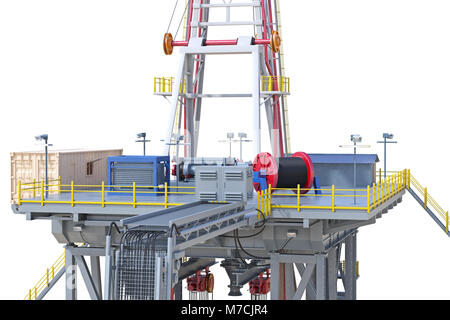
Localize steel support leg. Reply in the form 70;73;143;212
283;263;296;300
65;246;77;300
90;256;102;299
327;247;338;300
344;233;357;300
315;254;326;300
270;254;280;300
75;255;101;300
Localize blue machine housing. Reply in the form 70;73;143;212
107;155;170;196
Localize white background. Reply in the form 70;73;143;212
0;0;450;300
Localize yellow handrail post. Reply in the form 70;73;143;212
58;176;61;194
133;182;136;208
424;187;428;209
395;173;398;194
101;181;105;208
46;268;49;287
40;181;44;206
268;184;272;216
297;184;300;212
263;189;267;216
376;182;379;206
28;289;31;300
257;191;261;219
18;180;21;206
52;266;55;278
71;181;74;207
153;77;156;93
164;182;168;209
367;185;370;214
372;183;375;208
331;185;335;213
34;287;37;300
389;176;393;197
407;169;411;190
32;178;36;198
446;211;449;234
445;211;448;234
379;168;381;185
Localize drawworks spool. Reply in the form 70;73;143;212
252;152;314;194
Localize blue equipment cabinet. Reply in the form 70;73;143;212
107;155;170;196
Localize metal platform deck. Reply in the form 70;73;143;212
12;184;405;222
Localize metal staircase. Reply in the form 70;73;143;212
24;250;66;300
406;170;449;236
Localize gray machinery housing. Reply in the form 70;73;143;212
195;165;253;202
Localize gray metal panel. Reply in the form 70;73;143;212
196;166;253;202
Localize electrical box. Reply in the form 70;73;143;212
107;155;170;196
195;165;253;202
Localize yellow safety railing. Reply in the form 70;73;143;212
260;76;290;93
153;77;186;94
17;180;195;209
24;250;66;300
257;170;408;217
408;170;449;233
17;177;61;203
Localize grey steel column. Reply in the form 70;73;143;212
104;234;112;300
305;264;316;300
166;236;175;300
90;256;102;299
65;246;77;300
174;280;183;300
315;254;326;300
283;263;296;300
327;247;338;300
344;233;357;300
270;254;280;300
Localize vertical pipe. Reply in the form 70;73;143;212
58;176;61;194
45;139;48;199
33;178;36;198
383;137;387;179
104;234;112;300
297;184;300;212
